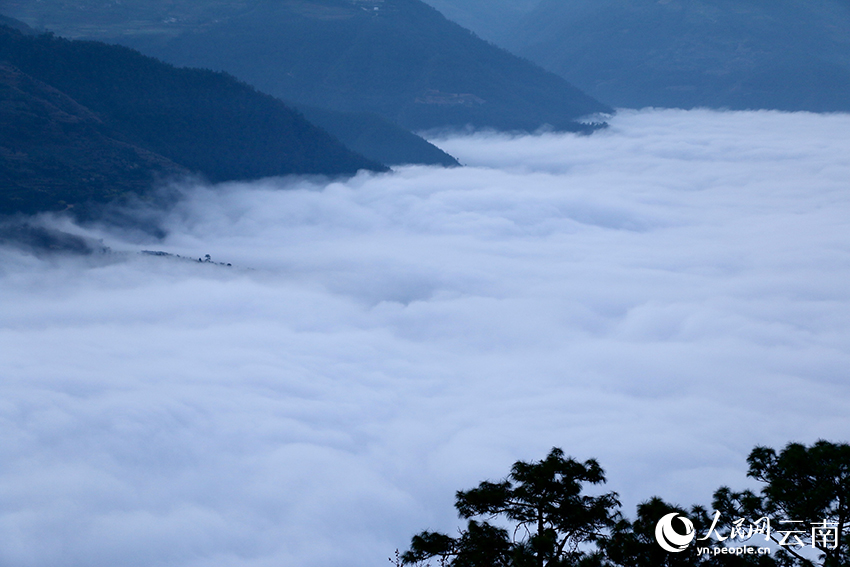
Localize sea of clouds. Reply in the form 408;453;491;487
2;108;850;567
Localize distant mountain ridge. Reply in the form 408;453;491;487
2;0;612;132
0;23;385;215
439;0;850;112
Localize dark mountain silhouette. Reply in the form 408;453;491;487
2;0;611;131
492;0;850;112
0;60;188;215
0;23;386;214
0;14;36;34
418;0;538;44
1;3;465;166
296;105;459;167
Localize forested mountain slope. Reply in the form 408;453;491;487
2;0;611;131
0;60;188;215
417;0;538;43
0;24;385;214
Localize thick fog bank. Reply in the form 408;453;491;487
2;109;850;567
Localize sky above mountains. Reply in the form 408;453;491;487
2;109;850;567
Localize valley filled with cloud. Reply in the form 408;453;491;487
2;108;850;567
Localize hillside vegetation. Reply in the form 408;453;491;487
0;23;385;214
0;60;188;215
2;0;611;132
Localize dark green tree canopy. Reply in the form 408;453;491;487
713;441;850;567
402;447;621;567
401;441;849;567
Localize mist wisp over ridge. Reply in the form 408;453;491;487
2;109;850;566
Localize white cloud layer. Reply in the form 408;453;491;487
2;108;850;566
